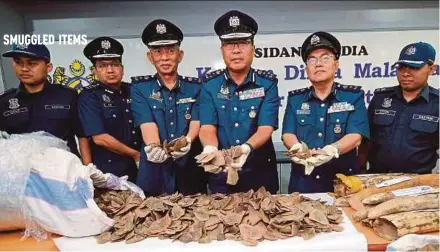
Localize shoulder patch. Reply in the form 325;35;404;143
429;86;439;97
336;83;362;92
0;88;16;98
182;76;202;84
255;69;277;81
373;86;395;94
288;87;309;96
130;75;155;84
203;69;225;81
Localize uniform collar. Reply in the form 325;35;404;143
305;82;338;102
96;81;127;96
393;84;430;103
153;73;182;93
224;68;256;87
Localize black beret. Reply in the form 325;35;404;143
83;36;123;61
142;19;183;47
301;31;341;63
214;10;258;41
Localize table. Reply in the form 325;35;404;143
0;207;405;251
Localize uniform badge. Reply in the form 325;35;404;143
405;46;416;55
220;85;229;95
16;43;28;49
156;24;166;34
382;98;392;108
334;124;342;134
185;113;192;120
101;40;111;50
249;110;257;119
301;103;310;110
310;35;320;45
8;98;19;109
149;90;162;102
229;16;240;27
239;87;265;100
102;94;111;103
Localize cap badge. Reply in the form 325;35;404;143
156;24;167;34
229;16;240;27
8;98;20;109
101;40;111;50
16;43;29;50
310;35;320;45
405;46;416;55
382;97;392;108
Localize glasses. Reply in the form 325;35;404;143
306;54;335;66
222;40;252;51
150;46;179;57
95;62;122;70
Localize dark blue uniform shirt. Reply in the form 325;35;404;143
282;83;370;193
368;85;439;174
78;81;140;181
199;68;280;194
0;82;83;156
130;74;206;196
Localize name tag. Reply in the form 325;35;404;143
328;102;354;113
176;97;196;104
239;87;265;100
45;105;70;110
375;109;396;116
104;103;116;108
413;114;439;123
217;93;230;100
3;107;28;117
296;109;311;115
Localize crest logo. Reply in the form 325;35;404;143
310;35;320;45
16;43;28;50
8;98;20;109
229;16;240;27
382;97;392;108
156;24;167;34
101;40;111;50
102;94;111;103
405;46;416;55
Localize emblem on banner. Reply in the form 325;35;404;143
229;16;240;27
310;35;320;45
156;24;166;34
102;94;111;103
382;98;392;108
405;46;416;55
334;124;342;134
8;98;19;109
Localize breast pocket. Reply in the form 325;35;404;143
296;114;315;141
240;98;262;132
409;115;438;133
3;107;30;128
178;103;193;121
215;100;229;127
328;112;349;141
150;102;165;120
45;108;71;120
373;113;395;144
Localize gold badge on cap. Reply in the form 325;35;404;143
249;110;257;119
185;113;192;120
334;124;342;134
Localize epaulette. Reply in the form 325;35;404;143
336;83;362;92
255;69;277;81
373;86;395;94
288;87;309;96
429;86;439;96
83;84;99;90
130;75;155;84
203;69;225;81
0;88;16;98
182;76;202;84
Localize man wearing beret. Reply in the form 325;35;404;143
281;31;369;193
0;43;91;164
360;42;439;174
199;10;280;194
78;37;140;181
130;19;207;196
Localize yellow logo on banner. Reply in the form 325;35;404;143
47;60;97;93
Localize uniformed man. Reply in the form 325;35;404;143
361;42;439;174
78;37;140;181
199;10;280;194
0;43;91;164
281;31;370;193
130;19;207;196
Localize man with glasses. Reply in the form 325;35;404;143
360;42;438;174
199;10;280;194
78;37;140;181
130;19;207;196
281;31;369;193
0;43;91;164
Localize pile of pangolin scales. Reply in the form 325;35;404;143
94;187;344;246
